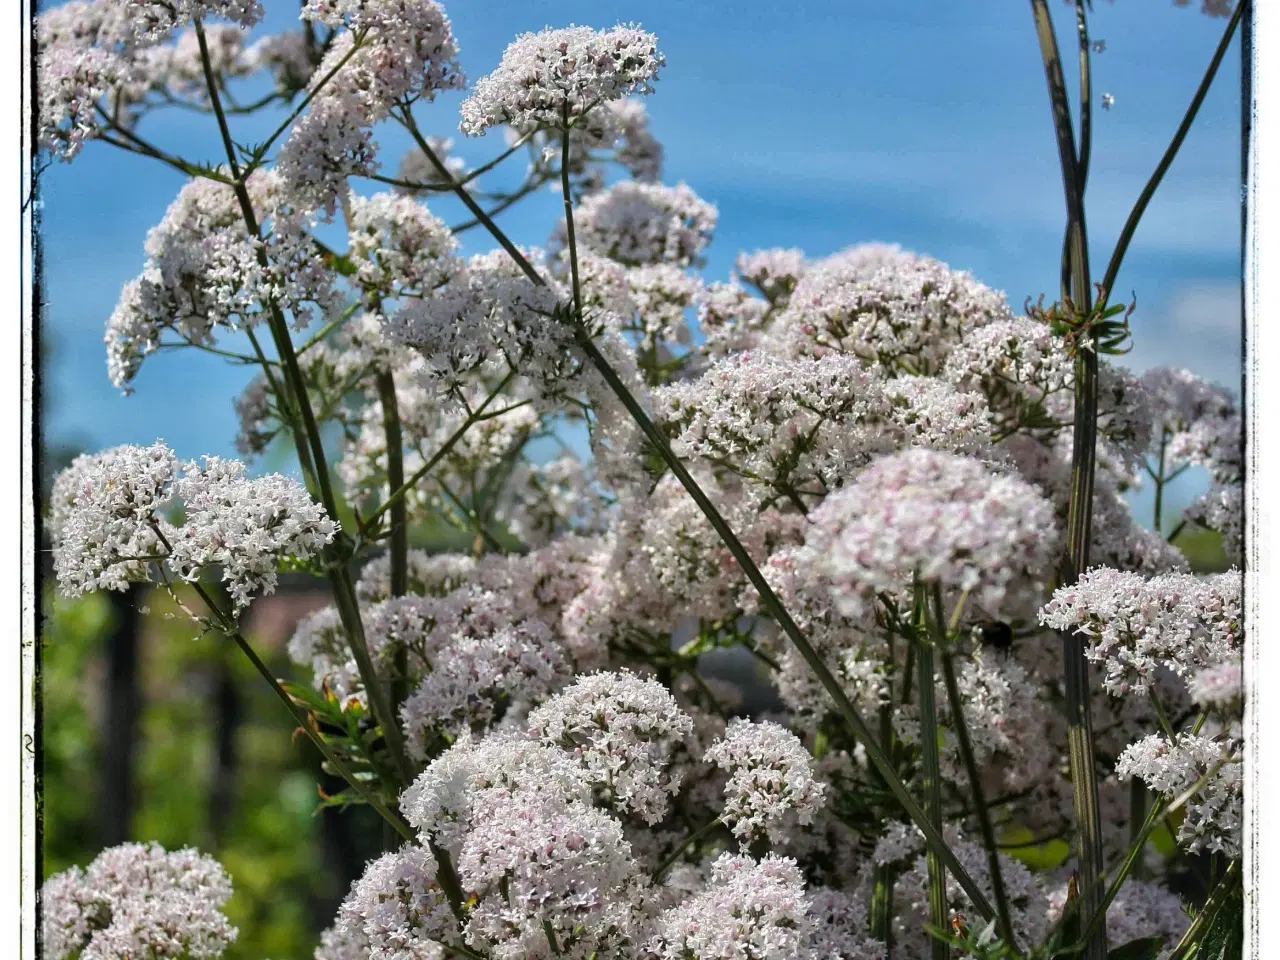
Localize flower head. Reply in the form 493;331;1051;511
808;449;1059;618
460;24;663;135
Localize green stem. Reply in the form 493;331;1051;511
1128;779;1147;881
871;863;897;955
914;584;948;960
935;595;1019;954
1154;430;1169;534
184;581;414;841
361;371;516;530
652;818;722;881
1028;5;1107;956
1168;859;1240;960
229;629;414;841
194;18;413;789
251;29;369;164
1097;2;1244;304
1074;759;1229;949
1149;689;1180;744
377;369;410;852
560;105;586;323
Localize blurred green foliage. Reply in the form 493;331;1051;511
40;582;381;960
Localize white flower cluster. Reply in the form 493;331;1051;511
875;823;1048;955
767;244;1013;374
36;1;264;158
735;248;808;306
345;191;461;301
107;172;339;391
657;352;888;499
526;670;697;824
1189;658;1242;713
400;617;570;740
280;0;464;215
41;842;237;960
395;708;655;958
695;280;773;359
1039;567;1241;696
1046;877;1189;957
565;180;717;268
1116;733;1242;856
704;718;827;846
459;25;663;135
316;845;456;960
50;441;334;609
808;448;1059;618
645;853;816;959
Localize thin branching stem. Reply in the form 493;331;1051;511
362;371;517;530
184;580;415;841
193;18;414;789
1073;758;1229;950
1098;2;1244;304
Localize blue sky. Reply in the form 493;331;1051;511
38;1;1243;512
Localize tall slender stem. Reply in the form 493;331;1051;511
914;584;948;960
934;594;1018;953
1027;5;1107;955
193;19;414;788
560;106;586;323
376;370;410;853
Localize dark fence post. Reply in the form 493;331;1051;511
99;583;144;848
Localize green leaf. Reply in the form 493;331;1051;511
1193;885;1244;960
1106;936;1165;960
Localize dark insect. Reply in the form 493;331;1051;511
975;620;1014;651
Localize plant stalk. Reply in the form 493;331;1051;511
1027;4;1107;955
194;19;414;788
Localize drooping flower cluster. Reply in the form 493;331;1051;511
40;842;237;960
36;1;265;159
1116;733;1242;856
279;0;465;215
